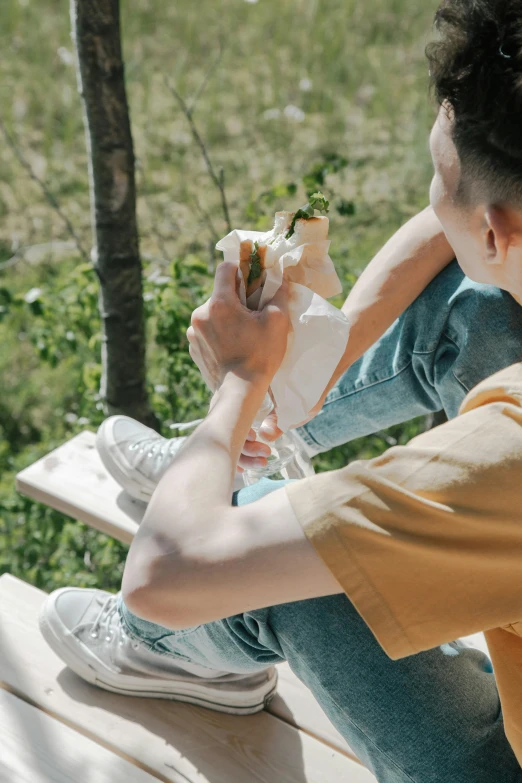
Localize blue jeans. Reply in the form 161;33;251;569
121;261;522;782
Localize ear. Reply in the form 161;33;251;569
484;205;522;265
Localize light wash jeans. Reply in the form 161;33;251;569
120;261;522;783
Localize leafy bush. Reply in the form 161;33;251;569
0;244;426;594
0;253;214;592
0;0;435;593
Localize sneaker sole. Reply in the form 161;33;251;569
39;597;277;715
96;418;154;504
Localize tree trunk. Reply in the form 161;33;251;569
70;0;157;429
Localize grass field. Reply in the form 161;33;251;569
0;0;438;592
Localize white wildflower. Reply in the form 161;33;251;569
283;104;305;122
262;108;281;121
24;287;42;304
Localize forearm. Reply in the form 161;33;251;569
123;369;343;627
122;373;268;601
333;206;453;385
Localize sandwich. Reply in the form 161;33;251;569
239;192;330;299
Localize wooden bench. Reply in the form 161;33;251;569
0;573;374;782
11;431;490;781
10;430;376;782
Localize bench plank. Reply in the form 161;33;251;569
16;432;141;545
0;575;376;783
15;431;357;758
16;431;491;760
0;688;160;783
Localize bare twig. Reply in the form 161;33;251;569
0;252;24;272
136;161;172;265
150;225;171;266
165;75;232;233
192;195;219;269
0;118;90;263
192;194;219;243
375;430;398;447
0;241;78;272
187;43;224;116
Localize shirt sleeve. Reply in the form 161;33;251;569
285;361;522;763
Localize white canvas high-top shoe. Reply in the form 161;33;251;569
96;415;202;502
39;587;277;714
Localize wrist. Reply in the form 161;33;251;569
220;369;271;400
221;363;273;390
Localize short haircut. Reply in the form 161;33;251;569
427;0;522;206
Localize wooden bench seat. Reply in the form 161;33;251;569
14;431;491;781
0;687;159;783
15;431;359;760
0;574;375;782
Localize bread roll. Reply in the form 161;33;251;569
239;239;267;298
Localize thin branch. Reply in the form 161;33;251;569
0;241;78;272
0;118;90;263
136;161;172;265
164;76;232;233
192;194;218;243
192;195;219;269
375;430;398;447
187;43;224;116
0;252;24;272
149;224;171;266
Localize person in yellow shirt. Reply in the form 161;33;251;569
38;1;522;781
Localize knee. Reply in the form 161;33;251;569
446;281;522;381
410;259;521;340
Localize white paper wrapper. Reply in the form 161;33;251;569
215;217;350;431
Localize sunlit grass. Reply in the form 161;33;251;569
1;0;436;274
0;0;439;591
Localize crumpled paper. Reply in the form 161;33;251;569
215;226;350;432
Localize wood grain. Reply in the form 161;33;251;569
15;431;357;758
0;575;376;783
15;430;490;760
16;432;141;545
0;688;160;783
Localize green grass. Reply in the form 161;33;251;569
0;0;436;268
0;0;438;592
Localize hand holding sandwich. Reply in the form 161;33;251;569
187;261;290;391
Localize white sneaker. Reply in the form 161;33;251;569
97;415;313;503
96;415;201;502
39;588;278;714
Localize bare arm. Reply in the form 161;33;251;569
339;205;453;371
122;266;342;629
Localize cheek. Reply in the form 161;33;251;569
442;221;496;286
429;169;502;286
429;174;453;232
429;175;441;215
429;175;457;246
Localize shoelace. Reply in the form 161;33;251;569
128;419;203;460
89;594;126;644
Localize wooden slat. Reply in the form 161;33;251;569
16;432;142;545
0;575;376;783
0;688;160;783
15;431;357;758
16;431;491;759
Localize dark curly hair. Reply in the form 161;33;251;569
427;0;522;205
